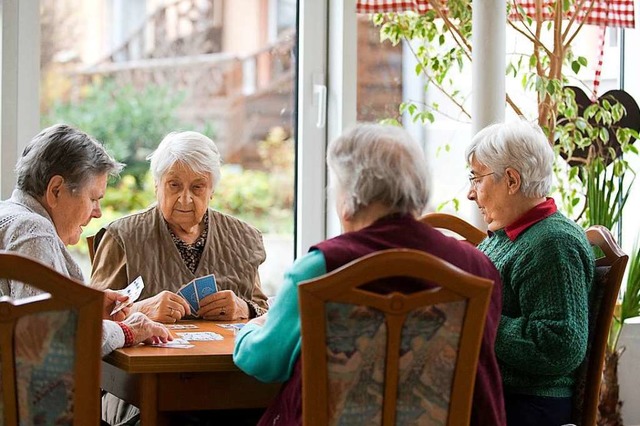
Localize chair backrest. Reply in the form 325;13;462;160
86;234;96;264
418;212;487;246
299;248;494;426
0;251;103;426
573;225;628;426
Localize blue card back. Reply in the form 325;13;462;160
195;274;217;301
178;282;199;313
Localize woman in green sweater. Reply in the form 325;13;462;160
466;118;595;426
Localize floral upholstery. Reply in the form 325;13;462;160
324;299;466;426
396;301;466;425
325;302;387;425
14;310;78;425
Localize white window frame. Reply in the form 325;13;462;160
0;0;40;198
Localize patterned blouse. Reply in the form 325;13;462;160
166;213;209;274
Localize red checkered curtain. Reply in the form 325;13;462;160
356;0;635;28
356;0;438;14
509;0;635;28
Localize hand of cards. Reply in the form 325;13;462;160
177;274;218;316
110;276;144;316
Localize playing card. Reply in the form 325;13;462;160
151;338;194;349
194;274;217;301
166;324;199;330
217;323;245;331
110;276;145;316
177;282;200;313
177;332;223;341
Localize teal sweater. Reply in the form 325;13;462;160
479;212;594;397
233;250;326;382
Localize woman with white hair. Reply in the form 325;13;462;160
466;118;595;425
90;131;268;323
234;123;507;426
0;123;171;357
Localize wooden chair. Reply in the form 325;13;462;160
298;248;494;426
572;225;629;426
419;212;487;246
0;251;103;426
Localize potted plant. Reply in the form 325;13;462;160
370;1;640;422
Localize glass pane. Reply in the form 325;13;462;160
356;15;474;220
40;0;297;296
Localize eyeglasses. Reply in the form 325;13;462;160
468;172;495;189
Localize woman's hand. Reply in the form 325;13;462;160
132;290;191;323
103;289;131;321
123;312;173;345
198;290;249;321
247;313;268;327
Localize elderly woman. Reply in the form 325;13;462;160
466;119;595;426
234;123;507;426
0;124;171;356
90;131;268;324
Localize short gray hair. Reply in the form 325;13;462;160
465;118;554;198
328;123;430;217
16;123;124;197
148;131;221;189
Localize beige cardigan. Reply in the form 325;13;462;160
90;205;269;316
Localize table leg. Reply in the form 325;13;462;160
139;374;169;426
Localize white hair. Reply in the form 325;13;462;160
465;118;554;198
147;131;222;189
327;123;430;217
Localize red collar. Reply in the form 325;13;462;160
503;198;557;241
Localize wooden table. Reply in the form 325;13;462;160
101;320;281;425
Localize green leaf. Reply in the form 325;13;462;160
571;60;580;74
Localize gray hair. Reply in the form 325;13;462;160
327;123;430;217
465;118;554;198
16;123;124;197
147;131;221;189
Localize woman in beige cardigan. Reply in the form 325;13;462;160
90;131;269;324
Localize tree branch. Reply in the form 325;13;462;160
428;0;473;60
561;0;593;42
405;39;472;119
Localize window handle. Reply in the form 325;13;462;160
313;73;327;129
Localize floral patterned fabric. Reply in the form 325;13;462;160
14;310;78;425
324;300;466;426
397;301;466;425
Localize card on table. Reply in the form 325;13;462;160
151;338;194;349
166;324;199;330
110;276;145;316
177;332;223;341
217;323;245;332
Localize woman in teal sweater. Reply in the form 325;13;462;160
234;123;507;425
466;118;595;426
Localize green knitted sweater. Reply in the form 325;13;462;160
479;212;594;397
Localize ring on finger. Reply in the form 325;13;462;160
220;309;226;316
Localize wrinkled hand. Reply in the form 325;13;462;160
103;289;130;321
123;312;172;346
198;290;249;321
247;313;268;327
132;291;191;323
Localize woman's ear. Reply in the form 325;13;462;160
504;168;522;194
44;175;65;207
